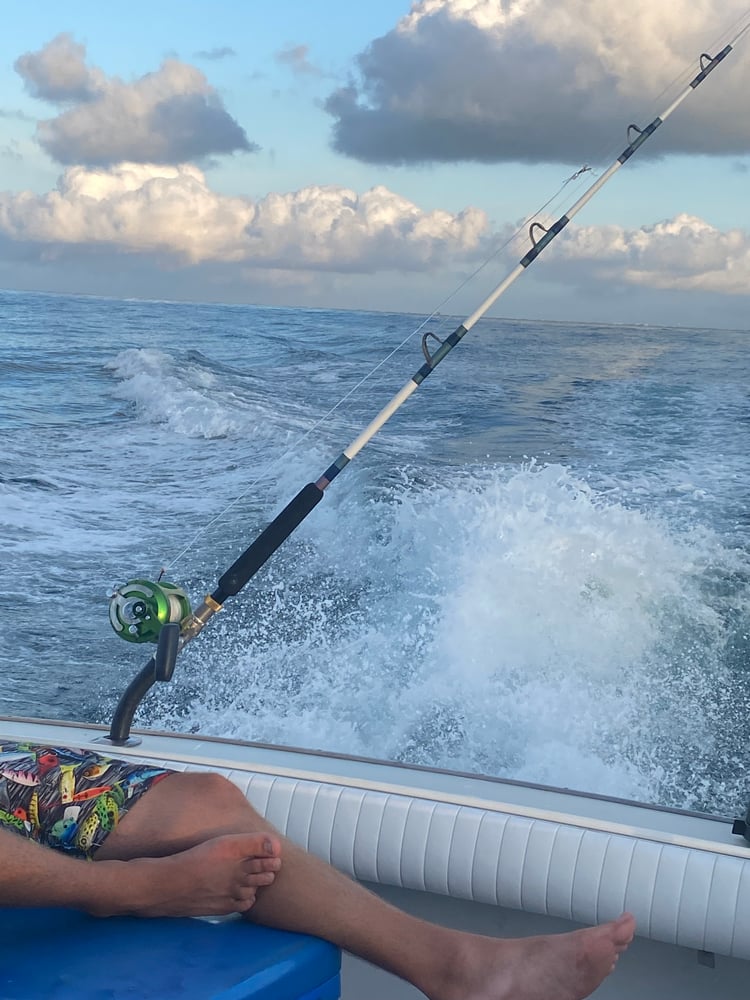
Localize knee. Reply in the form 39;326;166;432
172;771;261;818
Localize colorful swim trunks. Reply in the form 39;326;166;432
0;743;172;859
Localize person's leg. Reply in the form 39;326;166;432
96;772;635;1000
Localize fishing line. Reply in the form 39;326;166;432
103;17;749;746
161;6;750;576
160;7;750;579
159;164;601;577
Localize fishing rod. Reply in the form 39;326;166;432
103;27;747;746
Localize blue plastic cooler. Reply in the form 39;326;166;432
0;907;341;999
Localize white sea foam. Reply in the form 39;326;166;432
106;348;243;439
147;461;750;812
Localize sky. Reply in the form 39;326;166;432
1;0;749;328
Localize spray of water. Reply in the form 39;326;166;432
144;460;750;816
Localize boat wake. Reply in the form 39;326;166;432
139;460;750;816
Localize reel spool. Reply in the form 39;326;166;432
108;579;191;643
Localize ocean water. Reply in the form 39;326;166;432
2;287;749;817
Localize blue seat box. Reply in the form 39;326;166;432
0;907;341;999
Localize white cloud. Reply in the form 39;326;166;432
0;163;488;272
326;0;750;164
14;35;254;166
1;165;745;300
554;213;750;294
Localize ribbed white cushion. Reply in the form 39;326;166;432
168;762;750;961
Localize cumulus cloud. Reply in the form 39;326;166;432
0;163;488;271
14;34;255;166
2;163;744;300
553;213;750;294
326;0;750;165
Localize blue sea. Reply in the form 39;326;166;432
2;287;749;817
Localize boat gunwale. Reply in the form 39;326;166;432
2;714;745;852
0;713;733;822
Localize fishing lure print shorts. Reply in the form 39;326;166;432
0;742;172;859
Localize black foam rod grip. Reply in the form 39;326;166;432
213;483;324;602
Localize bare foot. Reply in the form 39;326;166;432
433;913;636;1000
110;833;282;918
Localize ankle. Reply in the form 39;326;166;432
419;928;478;1000
83;858;151;917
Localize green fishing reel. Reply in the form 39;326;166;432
108;579;191;644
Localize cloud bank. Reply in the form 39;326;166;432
14;34;255;166
1;162;746;298
0;163;488;271
326;0;750;165
555;213;750;295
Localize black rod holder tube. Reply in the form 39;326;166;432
107;655;157;744
106;622;182;743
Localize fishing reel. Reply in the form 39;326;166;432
105;577;214;745
108;579;191;644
